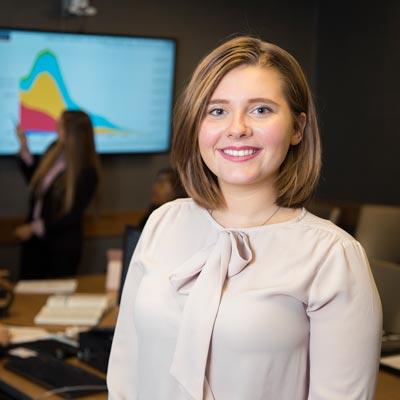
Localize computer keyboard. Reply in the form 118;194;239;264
10;338;78;360
4;355;107;399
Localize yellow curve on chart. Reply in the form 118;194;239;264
20;72;66;119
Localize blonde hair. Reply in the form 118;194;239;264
171;36;321;209
30;110;101;214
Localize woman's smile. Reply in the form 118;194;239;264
218;146;262;162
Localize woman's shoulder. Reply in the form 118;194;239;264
147;198;201;224
299;209;357;245
295;211;370;279
139;198;206;249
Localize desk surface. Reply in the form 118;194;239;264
1;275;117;400
1;275;399;400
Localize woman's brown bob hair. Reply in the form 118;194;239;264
171;36;321;210
30;110;101;214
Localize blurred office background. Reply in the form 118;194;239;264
0;0;398;278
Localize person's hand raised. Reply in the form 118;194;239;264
15;123;27;147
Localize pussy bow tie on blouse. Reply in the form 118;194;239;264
169;230;253;400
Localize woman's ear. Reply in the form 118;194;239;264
290;112;306;145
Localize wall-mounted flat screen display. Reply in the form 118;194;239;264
0;28;176;154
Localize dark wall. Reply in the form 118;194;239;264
0;0;318;276
316;1;400;205
0;0;318;217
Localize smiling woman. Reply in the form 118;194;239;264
172;37;320;219
198;66;304;222
107;36;382;400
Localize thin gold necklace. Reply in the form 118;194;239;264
260;205;281;226
210;206;281;227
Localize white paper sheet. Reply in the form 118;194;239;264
7;325;51;344
380;354;400;370
14;279;77;294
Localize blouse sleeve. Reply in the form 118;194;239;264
107;217;152;399
306;240;382;399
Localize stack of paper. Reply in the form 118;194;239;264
14;279;77;294
7;326;51;344
34;294;113;326
380;354;400;371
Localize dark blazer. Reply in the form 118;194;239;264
18;143;98;279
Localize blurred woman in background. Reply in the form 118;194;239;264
137;167;187;230
15;110;101;279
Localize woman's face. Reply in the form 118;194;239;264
198;65;303;192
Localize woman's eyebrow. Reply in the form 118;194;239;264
207;98;280;106
208;99;229;105
248;97;280;106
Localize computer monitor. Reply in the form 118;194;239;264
0;28;176;155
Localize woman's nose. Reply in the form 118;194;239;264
227;114;252;138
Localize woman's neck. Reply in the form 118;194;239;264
211;181;300;229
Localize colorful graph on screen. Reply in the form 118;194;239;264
0;29;175;154
19;49;122;134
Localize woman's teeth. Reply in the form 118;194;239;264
222;149;257;156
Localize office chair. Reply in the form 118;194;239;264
370;258;400;335
355;204;400;263
119;225;142;304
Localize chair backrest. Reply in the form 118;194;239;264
307;201;341;224
355;204;400;263
370;259;400;334
119;225;142;304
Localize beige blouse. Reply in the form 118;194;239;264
107;198;382;400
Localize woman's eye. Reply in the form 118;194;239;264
209;108;226;116
251;106;272;115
